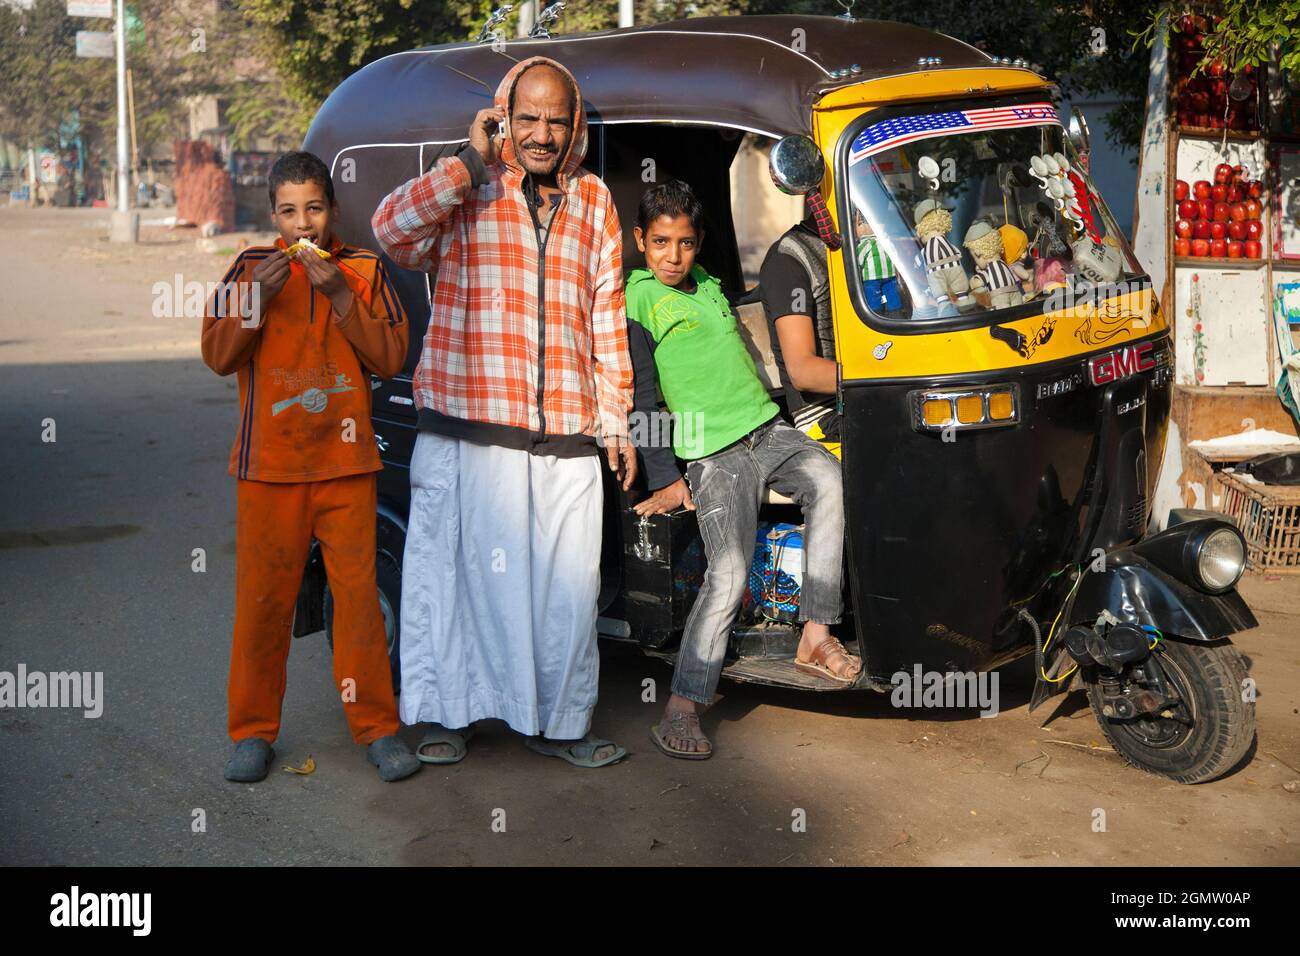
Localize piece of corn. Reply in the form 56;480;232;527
285;240;330;259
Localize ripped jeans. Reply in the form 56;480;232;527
671;417;844;705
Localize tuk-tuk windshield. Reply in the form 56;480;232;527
839;98;1141;328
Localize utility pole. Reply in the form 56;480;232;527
618;0;632;29
109;0;137;241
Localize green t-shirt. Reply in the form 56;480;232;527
625;264;778;460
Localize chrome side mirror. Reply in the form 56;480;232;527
1066;108;1091;161
769;135;825;196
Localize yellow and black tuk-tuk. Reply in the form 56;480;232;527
299;14;1257;783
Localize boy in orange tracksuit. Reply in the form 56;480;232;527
201;151;420;783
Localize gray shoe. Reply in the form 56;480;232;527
367;735;421;782
224;738;275;783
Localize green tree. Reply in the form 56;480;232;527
1137;2;1300;78
0;0;296;166
0;0;115;151
752;0;1156;152
234;0;1166;153
236;0;748;135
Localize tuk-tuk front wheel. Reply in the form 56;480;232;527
1084;638;1254;784
324;551;402;695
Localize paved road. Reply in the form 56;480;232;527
1;207;1297;866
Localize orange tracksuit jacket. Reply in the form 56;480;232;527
201;236;408;744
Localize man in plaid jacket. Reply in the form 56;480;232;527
372;56;636;768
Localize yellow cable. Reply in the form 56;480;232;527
1039;566;1083;683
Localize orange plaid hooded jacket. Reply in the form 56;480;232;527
371;56;631;456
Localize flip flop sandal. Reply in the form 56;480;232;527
795;636;862;686
650;712;713;760
416;725;475;765
524;733;627;768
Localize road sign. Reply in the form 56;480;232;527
76;30;114;58
68;0;112;17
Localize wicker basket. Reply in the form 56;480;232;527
1213;472;1300;573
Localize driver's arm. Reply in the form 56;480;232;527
773;313;838;395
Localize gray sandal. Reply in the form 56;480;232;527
366;735;421;782
416;725;476;765
224;738;275;782
525;733;627;768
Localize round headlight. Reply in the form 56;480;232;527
1198;527;1245;591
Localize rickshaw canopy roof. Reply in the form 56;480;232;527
306;14;995;153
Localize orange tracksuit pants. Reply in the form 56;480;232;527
228;472;399;745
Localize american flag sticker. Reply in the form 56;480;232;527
849;102;1060;166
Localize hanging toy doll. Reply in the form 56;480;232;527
913;198;974;313
963;220;1025;310
997;222;1036;298
854;212;900;312
994;169;1035;298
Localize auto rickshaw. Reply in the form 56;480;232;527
295;13;1258;784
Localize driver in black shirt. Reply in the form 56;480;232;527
759;216;842;458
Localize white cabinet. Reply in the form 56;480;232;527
1175;265;1270;385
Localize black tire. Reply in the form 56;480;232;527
324;551;402;695
1084;638;1255;784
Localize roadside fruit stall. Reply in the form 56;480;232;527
1135;9;1300;571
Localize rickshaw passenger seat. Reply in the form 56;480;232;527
734;300;782;392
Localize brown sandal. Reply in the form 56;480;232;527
650;711;713;760
795;635;862;685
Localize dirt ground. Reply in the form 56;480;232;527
0;206;1296;866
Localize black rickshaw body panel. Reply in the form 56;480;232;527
1068;532;1258;641
841;331;1174;683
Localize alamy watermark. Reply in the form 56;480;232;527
49;886;150;935
151;274;261;327
0;665;103;718
890;664;1000;718
600;409;706;454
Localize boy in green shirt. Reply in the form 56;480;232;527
626;180;860;760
